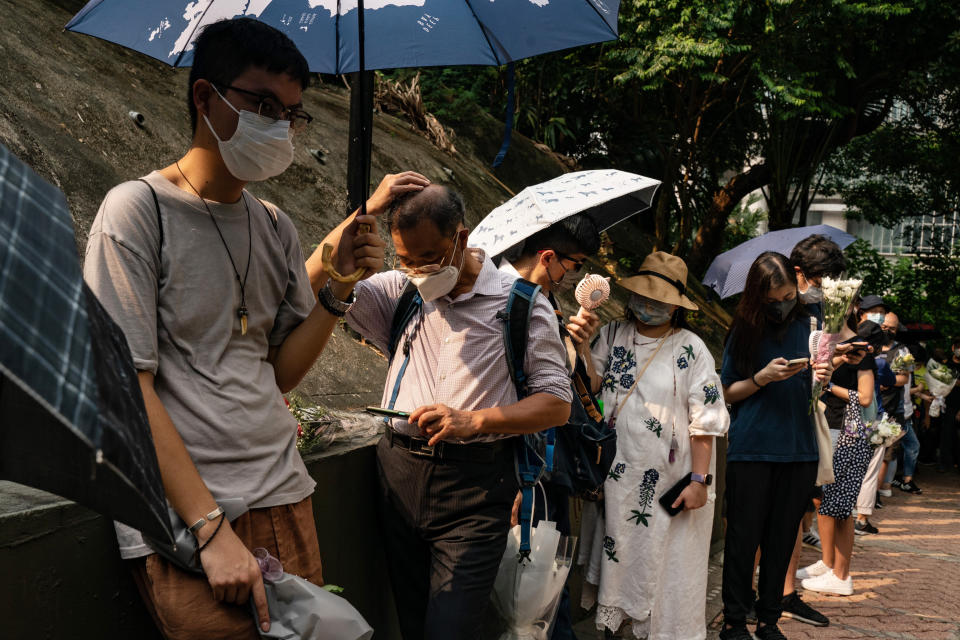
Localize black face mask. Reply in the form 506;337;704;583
765;297;797;324
881;330;894;345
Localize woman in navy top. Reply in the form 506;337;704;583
718;252;832;640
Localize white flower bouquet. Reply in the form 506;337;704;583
926;359;957;417
866;414;904;448
809;277;863;412
891;353;916;373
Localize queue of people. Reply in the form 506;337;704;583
79;16;953;640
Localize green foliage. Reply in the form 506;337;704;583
844;239;960;342
721;195;765;252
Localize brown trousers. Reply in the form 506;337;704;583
131;496;323;640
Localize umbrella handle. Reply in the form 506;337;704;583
321;223;371;283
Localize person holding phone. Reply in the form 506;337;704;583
579;252;729;640
719;252;832;640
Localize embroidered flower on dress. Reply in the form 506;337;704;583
619;373;635;389
677;355;689;370
603;535;619;562
644;417;663;437
683;344;696;360
703;383;720;405
601;372;617;392
608;462;626;481
628;468;660;527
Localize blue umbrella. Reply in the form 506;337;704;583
65;1;619;73
702;224;857;299
0;144;173;544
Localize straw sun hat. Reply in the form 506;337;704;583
618;251;699;311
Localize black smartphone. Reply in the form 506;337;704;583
365;406;411;419
658;473;692;516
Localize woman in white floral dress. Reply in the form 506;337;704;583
579;252;730;640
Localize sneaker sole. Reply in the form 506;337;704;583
803;586;853;596
781;610;830;627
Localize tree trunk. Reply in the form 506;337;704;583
686;164;771;277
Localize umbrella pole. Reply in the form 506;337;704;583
326;0;373;283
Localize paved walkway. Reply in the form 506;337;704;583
575;471;960;639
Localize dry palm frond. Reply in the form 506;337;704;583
375;72;457;154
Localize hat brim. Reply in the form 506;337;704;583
619;274;699;311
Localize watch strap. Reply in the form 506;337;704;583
691;473;712;486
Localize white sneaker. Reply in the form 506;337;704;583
796;560;830;580
802;570;854;596
878;488;893;497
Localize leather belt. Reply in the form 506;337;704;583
385;429;504;463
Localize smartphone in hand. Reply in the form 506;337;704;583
365;406;411;419
786;357;809;366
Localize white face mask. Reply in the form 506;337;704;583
866;312;885;325
628;294;674;327
407;238;466;302
205;86;294;182
799;286;823;304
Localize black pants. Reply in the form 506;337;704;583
532;480;577;640
722;460;818;627
376;436;519;640
939;408;959;470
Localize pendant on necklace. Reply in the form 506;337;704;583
238;306;248;336
669;433;679;464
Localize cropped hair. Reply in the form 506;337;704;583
501;213;601;263
790;234;846;279
387;186;465;237
188;18;310;133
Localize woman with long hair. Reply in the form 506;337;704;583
719;252;832;640
797;318;879;596
579;252;729;640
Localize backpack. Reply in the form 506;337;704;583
385;278;553;561
550;346;617;500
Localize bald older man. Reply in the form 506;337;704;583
309;182;572;640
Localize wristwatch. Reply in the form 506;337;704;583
691;473;713;486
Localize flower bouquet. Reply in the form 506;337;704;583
809;277;863;412
891;352;916;373
926;359;958;417
866;414;903;448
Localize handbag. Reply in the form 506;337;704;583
809;318;834;486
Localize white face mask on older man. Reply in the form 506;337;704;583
405;237;467;302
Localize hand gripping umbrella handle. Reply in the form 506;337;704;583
321;223;371;283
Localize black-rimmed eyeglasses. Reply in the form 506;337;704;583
216;84;314;131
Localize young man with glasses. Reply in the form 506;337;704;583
83;18;424;639
497;214;602;640
307;184;572;640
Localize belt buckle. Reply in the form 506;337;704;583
410;440;436;458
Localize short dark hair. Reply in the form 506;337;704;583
790;234;846;279
501;213;601;263
387;186;465;236
187;18;311;133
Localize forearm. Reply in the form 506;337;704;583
723;377;763;404
474;392;571;435
138;372;219;532
689;435;713;476
269;280;355;393
577;342;603;393
305;212;359;294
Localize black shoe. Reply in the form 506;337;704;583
746;599;758;625
719;625;754;640
891;478;903;489
855;519;879;535
755;624;789;640
781;591;829;627
900;480;923;494
875;494;884;509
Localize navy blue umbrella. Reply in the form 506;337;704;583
0;144;173;544
703;224;857;299
65;1;619;74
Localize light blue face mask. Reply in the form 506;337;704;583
628;294;674;326
866;312;885;325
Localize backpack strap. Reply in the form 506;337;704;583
499;279;560;562
385;281;423;412
137;179;163;265
254;196;280;234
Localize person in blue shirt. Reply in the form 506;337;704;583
719;252;832;640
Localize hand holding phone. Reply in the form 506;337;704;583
365;406;410;419
786;357;810;367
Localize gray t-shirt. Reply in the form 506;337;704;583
83;172;317;558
